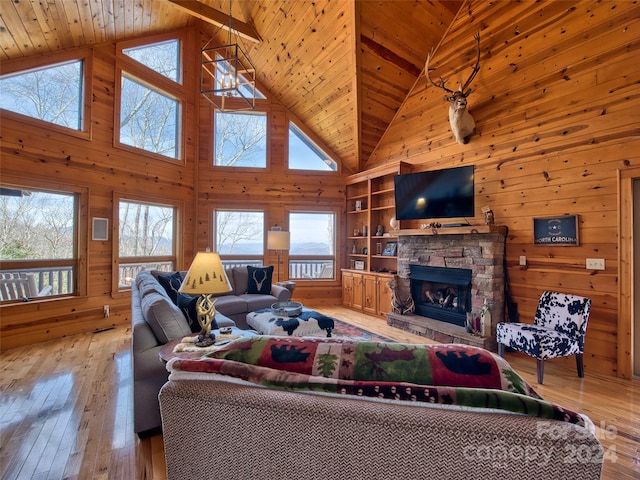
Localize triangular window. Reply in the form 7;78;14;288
288;122;337;171
123;39;181;83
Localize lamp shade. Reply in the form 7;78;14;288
179;251;232;295
267;231;290;251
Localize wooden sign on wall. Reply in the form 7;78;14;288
533;215;579;246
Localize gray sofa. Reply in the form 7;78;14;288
160;355;604;480
205;266;291;329
131;267;290;435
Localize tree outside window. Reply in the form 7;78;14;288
0;187;77;298
117;36;183;160
118;200;175;287
119;75;180;159
0;60;83;131
123;39;181;83
215;210;264;267
214;112;267;168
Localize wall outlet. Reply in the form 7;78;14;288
103;305;110;318
586;258;605;270
519;255;527;266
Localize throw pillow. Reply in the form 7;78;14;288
246;266;273;295
157;271;183;304
176;293;204;333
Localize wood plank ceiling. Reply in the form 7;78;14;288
0;0;460;173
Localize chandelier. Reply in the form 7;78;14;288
201;1;256;111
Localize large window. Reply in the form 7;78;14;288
215;210;265;267
288;212;336;280
214;112;267;168
288;122;337;171
117;200;175;287
0;186;78;300
119;75;181;159
0;59;84;131
117;36;184;161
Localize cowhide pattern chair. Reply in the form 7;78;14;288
496;291;592;384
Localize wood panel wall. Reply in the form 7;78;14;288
0;27;346;350
366;0;640;377
0;33;198;349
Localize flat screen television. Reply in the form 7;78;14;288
394;165;475;221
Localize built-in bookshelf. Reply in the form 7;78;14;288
343;161;410;317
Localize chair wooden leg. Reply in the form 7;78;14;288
498;343;505;357
576;353;584;377
536;359;544;384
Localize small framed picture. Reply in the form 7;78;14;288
382;242;397;256
354;260;365;270
533;215;579;246
355;200;362;211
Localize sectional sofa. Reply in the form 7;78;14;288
131;267;290;435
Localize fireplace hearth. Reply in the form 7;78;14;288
410;265;471;327
386;226;507;351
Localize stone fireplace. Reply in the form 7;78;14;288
409;264;471;327
387;226;507;350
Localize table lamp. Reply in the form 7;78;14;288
179;250;232;346
267;229;290;282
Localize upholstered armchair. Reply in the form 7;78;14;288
496;291;592;384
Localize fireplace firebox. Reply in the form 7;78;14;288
409;264;472;327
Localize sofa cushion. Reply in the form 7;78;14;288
241;294;278;313
247;265;273;294
213;295;249;316
157;271;183;304
138;278;167;299
141;291;192;343
136;272;165;297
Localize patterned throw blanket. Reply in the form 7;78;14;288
168;336;588;427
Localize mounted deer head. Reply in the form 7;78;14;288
425;33;481;144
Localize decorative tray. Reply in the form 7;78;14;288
271;301;303;317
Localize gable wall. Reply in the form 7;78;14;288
366;0;640;377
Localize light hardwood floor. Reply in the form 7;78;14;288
1;306;638;479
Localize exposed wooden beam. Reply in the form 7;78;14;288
168;0;261;43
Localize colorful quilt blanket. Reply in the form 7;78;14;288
168;336;587;427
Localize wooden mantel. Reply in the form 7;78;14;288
397;225;508;236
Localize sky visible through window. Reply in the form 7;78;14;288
214;211;333;255
289;212;334;255
288;122;337;171
0;60;83;130
123;39;180;83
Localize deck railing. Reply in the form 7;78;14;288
1;259;335;301
222;260;334;280
289;260;334;279
118;261;174;287
0;266;74;297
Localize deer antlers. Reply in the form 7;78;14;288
425;32;481;96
